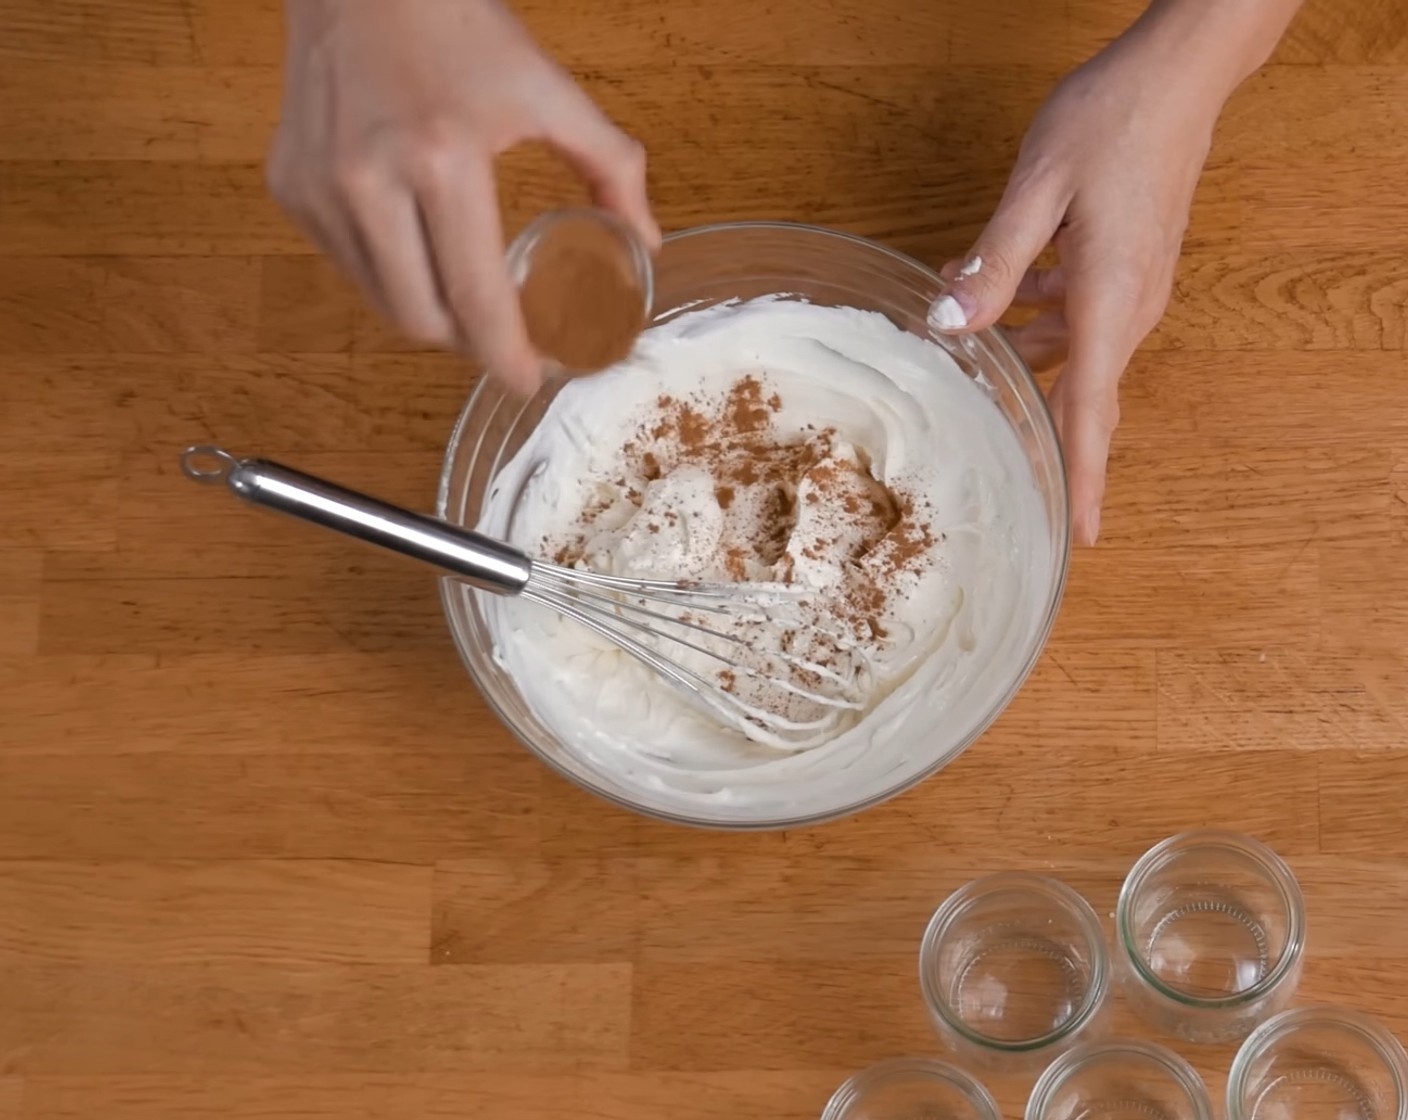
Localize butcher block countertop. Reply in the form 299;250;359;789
1;1;1406;1117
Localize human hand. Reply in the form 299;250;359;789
928;22;1233;545
267;0;659;394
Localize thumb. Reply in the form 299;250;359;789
545;89;661;252
929;179;1065;335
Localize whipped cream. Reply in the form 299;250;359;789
473;297;1054;821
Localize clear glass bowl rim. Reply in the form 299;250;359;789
919;871;1111;1052
1025;1039;1214;1120
1116;829;1307;1009
820;1056;1003;1120
1225;1006;1408;1120
437;218;1072;830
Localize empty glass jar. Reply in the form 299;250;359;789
1117;831;1306;1043
1026;1040;1214;1120
820;1057;1002;1120
920;872;1110;1068
1227;1006;1408;1120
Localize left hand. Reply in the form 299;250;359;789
927;30;1227;546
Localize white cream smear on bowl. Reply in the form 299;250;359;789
477;298;1050;813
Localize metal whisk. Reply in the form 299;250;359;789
179;446;864;747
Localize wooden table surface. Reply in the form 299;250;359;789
2;0;1406;1117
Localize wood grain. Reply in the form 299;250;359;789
0;962;631;1074
0;861;432;966
0;552;42;656
0;651;511;756
2;0;1406;1116
15;1073;842;1120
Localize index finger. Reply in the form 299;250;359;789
415;151;542;395
1056;273;1143;544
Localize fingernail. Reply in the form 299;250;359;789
957;255;983;279
1079;508;1101;546
927;294;968;332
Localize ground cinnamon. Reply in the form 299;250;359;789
518;214;646;373
549;373;932;663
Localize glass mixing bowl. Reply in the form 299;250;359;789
437;221;1070;828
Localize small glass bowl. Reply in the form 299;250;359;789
1117;831;1306;1043
1227;1007;1408;1120
821;1058;1002;1120
1026;1040;1214;1120
506;208;655;375
919;873;1110;1068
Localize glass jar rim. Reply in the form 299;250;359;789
1116;830;1306;1010
919;872;1111;1053
1025;1039;1213;1120
1226;1006;1408;1120
821;1057;1002;1120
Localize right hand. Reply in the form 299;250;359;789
267;0;659;394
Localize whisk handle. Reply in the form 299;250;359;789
179;446;532;594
